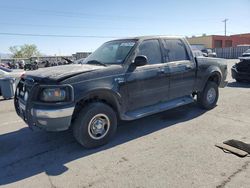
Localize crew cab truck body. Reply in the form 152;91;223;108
15;36;228;148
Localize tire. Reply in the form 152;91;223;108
197;81;219;110
72;102;117;148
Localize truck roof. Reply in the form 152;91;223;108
110;35;185;41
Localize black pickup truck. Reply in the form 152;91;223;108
15;36;228;148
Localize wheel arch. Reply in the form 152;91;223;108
203;66;222;90
72;88;122;122
207;71;221;85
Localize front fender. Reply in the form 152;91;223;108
76;87;121;103
74;87;123;116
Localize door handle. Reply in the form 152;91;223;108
157;68;170;77
158;69;166;74
185;65;192;70
114;77;125;84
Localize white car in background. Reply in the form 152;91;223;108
0;67;25;79
0;67;25;85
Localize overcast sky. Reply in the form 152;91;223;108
0;0;249;55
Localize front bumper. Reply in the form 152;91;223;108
14;79;75;132
17;100;75;131
231;66;250;81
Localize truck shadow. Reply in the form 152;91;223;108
0;103;206;185
227;81;250;88
0;98;13;102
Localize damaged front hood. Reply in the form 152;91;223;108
25;64;105;81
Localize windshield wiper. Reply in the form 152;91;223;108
85;60;107;67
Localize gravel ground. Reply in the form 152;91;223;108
0;59;250;188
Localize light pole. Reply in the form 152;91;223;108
222;19;228;36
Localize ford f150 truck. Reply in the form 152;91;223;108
14;36;228;148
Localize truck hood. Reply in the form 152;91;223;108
24;64;105;81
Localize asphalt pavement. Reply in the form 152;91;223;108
0;59;250;188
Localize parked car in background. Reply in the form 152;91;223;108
62;57;86;64
61;57;75;64
74;58;86;64
0;68;25;80
18;60;25;69
0;68;25;97
192;50;204;57
24;61;38;71
0;66;13;73
201;48;217;57
7;61;20;69
231;57;250;82
0;63;10;69
242;49;250;57
15;36;228;148
0;69;10;78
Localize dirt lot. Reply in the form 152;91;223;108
0;59;250;188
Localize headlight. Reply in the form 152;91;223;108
39;86;73;102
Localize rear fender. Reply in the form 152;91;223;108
198;65;222;91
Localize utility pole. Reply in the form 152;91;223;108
222;18;228;36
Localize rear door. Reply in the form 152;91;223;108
162;39;196;100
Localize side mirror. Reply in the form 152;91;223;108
133;55;148;66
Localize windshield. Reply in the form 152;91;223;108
84;40;136;65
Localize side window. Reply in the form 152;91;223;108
137;40;162;65
163;39;190;62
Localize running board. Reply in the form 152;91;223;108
122;96;194;120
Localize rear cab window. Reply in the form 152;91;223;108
162;39;190;62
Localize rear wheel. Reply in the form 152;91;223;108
73;102;117;148
197;81;219;110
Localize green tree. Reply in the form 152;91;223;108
9;44;41;58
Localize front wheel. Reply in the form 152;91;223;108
197;81;219;110
72;102;117;148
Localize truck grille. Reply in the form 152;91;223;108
16;78;35;102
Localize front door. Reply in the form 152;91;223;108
125;39;170;111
